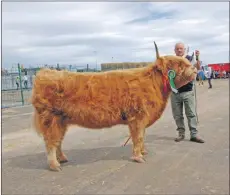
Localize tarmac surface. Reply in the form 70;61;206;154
2;79;229;195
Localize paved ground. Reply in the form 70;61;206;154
2;79;229;195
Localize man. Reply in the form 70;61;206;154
206;67;213;88
222;70;226;79
16;76;19;90
23;74;28;89
198;67;204;86
171;42;204;143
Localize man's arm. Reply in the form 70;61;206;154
194;50;201;70
194;60;201;70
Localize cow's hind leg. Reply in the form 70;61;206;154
44;128;64;171
141;128;148;155
34;109;68;171
45;142;61;171
56;129;68;164
42;115;67;171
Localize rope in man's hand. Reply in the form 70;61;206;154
122;136;131;146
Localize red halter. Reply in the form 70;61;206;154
162;73;170;95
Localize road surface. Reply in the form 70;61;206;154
2;79;229;194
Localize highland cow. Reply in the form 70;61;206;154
31;42;197;171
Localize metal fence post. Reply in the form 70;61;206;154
18;63;24;106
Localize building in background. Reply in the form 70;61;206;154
101;62;152;71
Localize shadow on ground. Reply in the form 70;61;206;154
4;134;189;171
4;145;132;171
146;134;191;142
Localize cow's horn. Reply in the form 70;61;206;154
154;41;160;59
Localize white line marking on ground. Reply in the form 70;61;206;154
14;104;32;108
2;104;33;110
2;112;33;119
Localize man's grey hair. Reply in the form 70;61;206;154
174;42;185;49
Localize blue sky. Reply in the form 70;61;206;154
2;2;229;69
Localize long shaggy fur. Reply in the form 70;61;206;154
31;52;197;171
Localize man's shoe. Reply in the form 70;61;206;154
190;137;205;143
175;134;185;142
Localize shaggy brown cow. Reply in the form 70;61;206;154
31;42;197;171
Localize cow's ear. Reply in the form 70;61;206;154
155;58;167;75
155;58;163;70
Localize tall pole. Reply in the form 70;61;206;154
17;63;24;106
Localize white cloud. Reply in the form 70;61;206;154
2;2;229;69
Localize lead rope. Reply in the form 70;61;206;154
123;136;131;147
194;72;199;124
191;50;199;124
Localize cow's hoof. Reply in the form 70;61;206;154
50;165;62;172
60;159;68;164
141;150;148;155
49;161;62;172
58;154;68;164
131;156;146;163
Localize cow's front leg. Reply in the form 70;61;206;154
128;120;146;163
141;128;148;155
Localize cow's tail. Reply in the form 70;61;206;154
32;109;43;137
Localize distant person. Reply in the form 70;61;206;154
206;67;212;89
222;70;226;79
23;75;28;89
212;71;216;79
216;70;219;78
198;68;204;86
16;76;19;90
